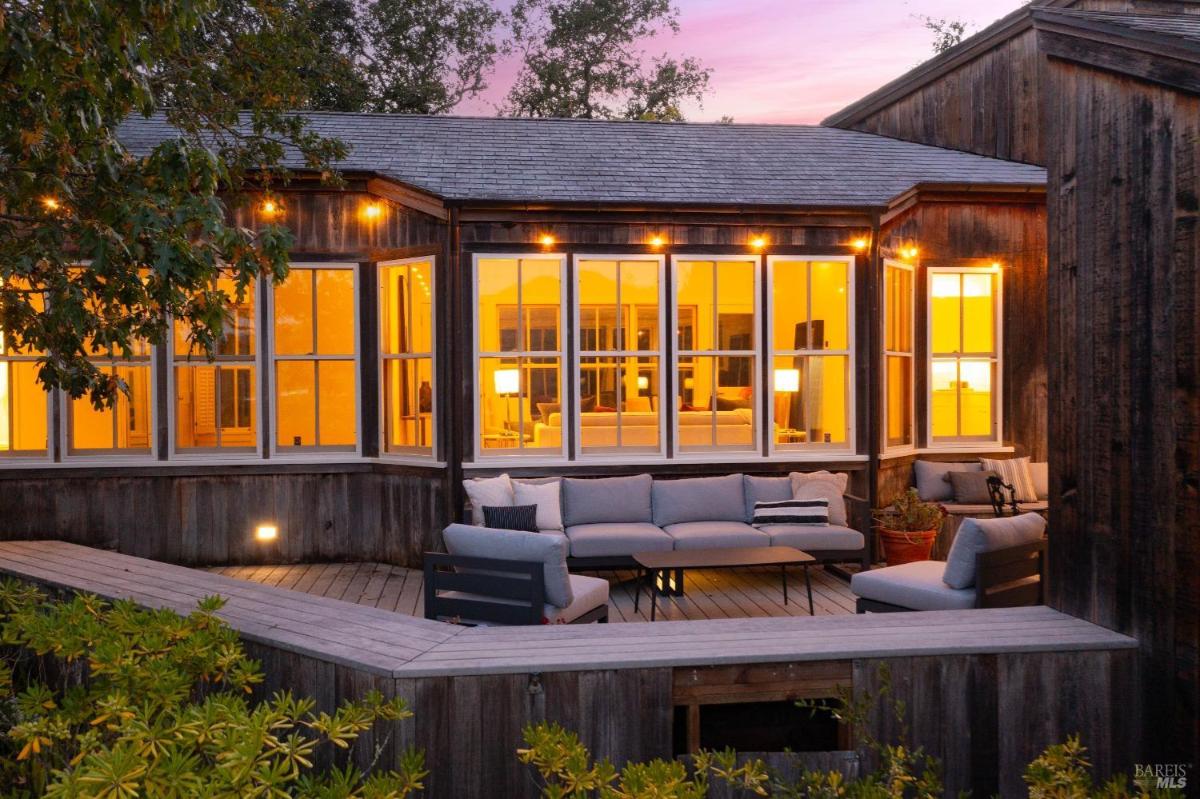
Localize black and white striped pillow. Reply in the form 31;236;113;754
482;504;539;532
752;498;830;527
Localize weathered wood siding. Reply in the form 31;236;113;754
879;199;1049;466
1044;51;1200;766
0;466;448;567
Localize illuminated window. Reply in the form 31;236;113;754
576;257;664;455
929;268;1001;444
674;258;757;452
767;258;853;451
272;264;358;453
475;255;564;456
380;258;434;456
69;340;153;456
173;274;258;454
884;260;914;450
0;281;48;457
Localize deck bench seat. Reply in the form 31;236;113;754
564;522;674;558
662;521;768;550
763;524;865;552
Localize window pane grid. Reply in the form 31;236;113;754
930;269;999;442
884;262;914;449
381;259;434;455
68;354;153;455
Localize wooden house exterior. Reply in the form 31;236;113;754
0;116;1048;567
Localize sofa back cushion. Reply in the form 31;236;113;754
789;471;849;527
942;512;1047;589
562;474;654;526
1029;461;1049;501
653;473;746;527
442;523;574;608
913;460;982;502
742;475;793;522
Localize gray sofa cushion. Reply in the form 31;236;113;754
653;474;746;527
565;522;673;559
913;460;982;502
942;512;1047;589
851;561;976;611
562;474;653;526
442;523;573;608
761;524;864;552
742;474;793;522
662;521;768;550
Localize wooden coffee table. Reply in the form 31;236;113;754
632;546;816;620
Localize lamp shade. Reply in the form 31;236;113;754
636;375;650;391
493;368;520;395
683;377;695;390
774;368;800;393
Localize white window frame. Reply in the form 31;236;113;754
167;275;264;461
268;262;362;459
765;255;856;456
378;256;437;461
0;328;53;464
882;258;915;454
925;264;1004;448
671;254;761;458
472;252;568;462
572;254;667;460
61;345;157;462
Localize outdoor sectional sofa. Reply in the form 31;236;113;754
463;472;870;571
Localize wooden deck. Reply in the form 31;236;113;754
209;562;859;622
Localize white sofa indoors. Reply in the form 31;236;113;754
851;512;1047;612
460;472;868;570
912;459;1049;557
533;409;754;449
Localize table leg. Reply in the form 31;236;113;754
634;567;643;613
804;564;814;616
782;564;788;605
650;570;659;621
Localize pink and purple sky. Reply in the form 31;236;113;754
458;0;1026;123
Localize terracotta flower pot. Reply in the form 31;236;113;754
879;527;938;566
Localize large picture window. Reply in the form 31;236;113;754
475;255;565;456
380;258;435;456
575;257;664;456
673;258;758;453
883;260;914;451
929;267;1001;444
272;264;359;453
173;274;258;454
0;281;48;458
767;258;853;452
69;340;153;456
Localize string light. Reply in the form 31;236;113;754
261;199;279;216
41;197;60;211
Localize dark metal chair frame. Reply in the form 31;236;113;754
423;552;608;626
986;475;1020;516
855;538;1046;613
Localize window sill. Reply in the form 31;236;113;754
464;452;869;470
915;445;1015;455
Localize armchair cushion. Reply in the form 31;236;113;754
653;473;746;527
563;474;653;526
439;573;609;625
942;512;1047;589
851;561;976;611
442;523;574;608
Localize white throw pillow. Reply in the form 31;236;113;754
464;474;514;525
789;471;849;527
513;479;564;532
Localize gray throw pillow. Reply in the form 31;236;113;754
947;470;998;504
652;474;746;527
562;474;653;526
442;523;573;608
913;461;982;502
942;512;1047;589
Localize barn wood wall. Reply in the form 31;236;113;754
1044;55;1200;764
876;200;1048;504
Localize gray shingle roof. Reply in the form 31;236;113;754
118;113;1046;208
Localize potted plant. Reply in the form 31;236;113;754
874;488;946;565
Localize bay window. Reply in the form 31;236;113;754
929;267;1001;444
174;275;258;454
576;257;664;455
674;258;757;453
272;264;359;453
883;260;914;450
69;340;153;456
380;258;435;456
767;258;853;451
476;256;564;456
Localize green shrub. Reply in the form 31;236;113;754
0;579;426;798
